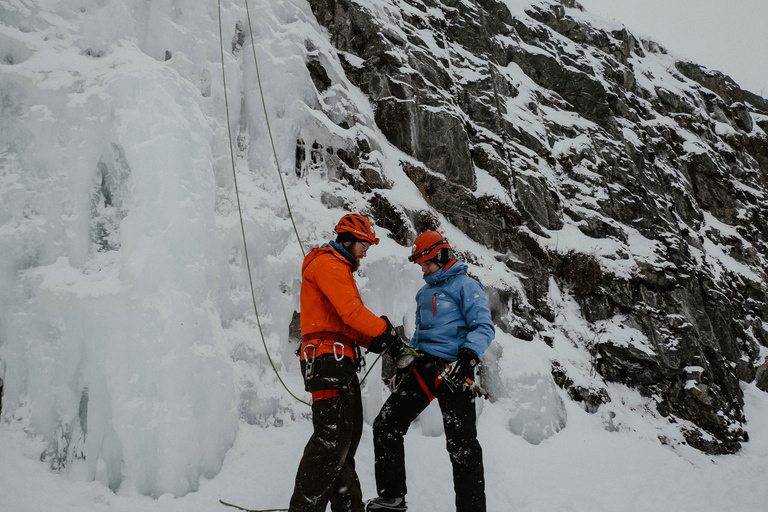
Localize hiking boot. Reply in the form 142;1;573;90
365;496;407;511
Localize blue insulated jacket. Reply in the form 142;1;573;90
410;259;495;361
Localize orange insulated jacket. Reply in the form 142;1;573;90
300;245;386;351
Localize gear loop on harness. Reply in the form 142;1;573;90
299;334;365;373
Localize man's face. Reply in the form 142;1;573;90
419;260;441;276
348;241;371;260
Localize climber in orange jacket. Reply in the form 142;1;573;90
289;213;403;512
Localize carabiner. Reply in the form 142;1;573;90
332;341;345;362
303;344;318;380
354;345;365;373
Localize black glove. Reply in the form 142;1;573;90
388;338;410;359
369;316;401;354
447;347;480;385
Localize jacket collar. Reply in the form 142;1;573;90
328;240;356;267
424;258;467;285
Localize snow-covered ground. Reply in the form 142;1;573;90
3;381;768;511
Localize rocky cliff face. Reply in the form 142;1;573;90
297;0;768;454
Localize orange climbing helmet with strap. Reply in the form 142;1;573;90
335;213;380;245
409;231;451;264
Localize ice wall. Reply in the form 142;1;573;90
0;0;414;496
0;0;241;497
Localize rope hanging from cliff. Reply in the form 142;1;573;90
219;0;383;396
240;0;386;387
243;0;305;258
217;0;310;407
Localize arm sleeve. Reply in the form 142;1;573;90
311;258;387;338
458;278;495;358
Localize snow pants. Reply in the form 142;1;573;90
372;355;486;512
289;355;364;512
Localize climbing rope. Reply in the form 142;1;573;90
243;0;305;257
360;351;385;384
217;0;309;406
217;0;386;404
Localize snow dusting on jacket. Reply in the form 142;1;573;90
410;258;495;361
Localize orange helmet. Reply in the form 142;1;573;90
335;213;380;245
409;231;451;264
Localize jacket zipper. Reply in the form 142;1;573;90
432;293;437;317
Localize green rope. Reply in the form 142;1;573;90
217;0;389;402
243;0;305;257
359;347;420;385
220;499;287;512
217;0;310;407
359;351;384;385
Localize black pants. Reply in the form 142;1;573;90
372;357;486;512
289;356;364;512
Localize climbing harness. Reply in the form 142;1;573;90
299;333;366;384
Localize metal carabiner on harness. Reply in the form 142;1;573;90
437;360;454;382
303;344;318;380
332;341;345;362
354;345;365;373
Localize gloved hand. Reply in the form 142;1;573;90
388;338;409;359
369;316;401;354
447;347;480;385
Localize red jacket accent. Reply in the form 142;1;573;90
300;246;386;350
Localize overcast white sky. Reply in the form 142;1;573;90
576;0;768;98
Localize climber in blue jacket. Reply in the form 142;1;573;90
367;231;495;512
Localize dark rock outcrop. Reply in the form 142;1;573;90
305;0;768;454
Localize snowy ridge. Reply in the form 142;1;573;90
1;0;768;511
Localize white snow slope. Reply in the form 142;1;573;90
1;1;767;511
